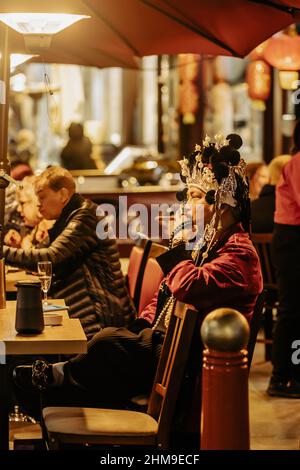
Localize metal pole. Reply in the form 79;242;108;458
0;24;11;308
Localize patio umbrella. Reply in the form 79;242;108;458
1;0;299;69
0;0;299;307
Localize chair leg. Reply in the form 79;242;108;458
263;307;273;361
47;433;61;450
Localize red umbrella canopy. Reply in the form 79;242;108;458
1;0;299;68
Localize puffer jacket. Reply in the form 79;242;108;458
4;193;135;339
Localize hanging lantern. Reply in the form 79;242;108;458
263;34;300;90
178;54;199;124
247;60;271;101
178;53;198;82
179;81;199;124
248;40;270;61
278;70;298;90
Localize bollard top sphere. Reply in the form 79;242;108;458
200;308;250;351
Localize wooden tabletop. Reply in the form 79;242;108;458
5;269;37;292
0;300;87;355
6;264;130;291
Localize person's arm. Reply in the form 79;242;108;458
138;292;159;325
285;156;300;208
4;211;100;272
157;243;255;307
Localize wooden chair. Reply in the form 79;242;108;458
251;233;278;361
137;243;168;315
247;290;265;369
42;301;199;450
127;238;152;309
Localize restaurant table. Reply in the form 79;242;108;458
0;300;87;451
5;269;37;293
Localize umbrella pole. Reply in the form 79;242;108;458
0;24;11;309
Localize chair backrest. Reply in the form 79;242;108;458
147;301;199;449
138;243;168;314
251;233;277;289
247;290;265;369
127;238;152;308
127;239;151;300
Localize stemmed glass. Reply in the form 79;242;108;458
37;261;52;306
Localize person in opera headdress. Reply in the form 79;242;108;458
13;132;263;420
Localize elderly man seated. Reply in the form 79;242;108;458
4;167;134;340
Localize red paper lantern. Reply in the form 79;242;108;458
263;34;300;71
179;82;198;114
178;53;198;81
247;60;271;101
248;40;270;61
263;33;300;89
178;54;199;124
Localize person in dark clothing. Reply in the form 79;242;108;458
4;167;134;340
246;162;269;200
14;133;262;420
268;120;300;398
60;122;97;170
251;155;291;233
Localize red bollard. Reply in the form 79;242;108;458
200;308;250;450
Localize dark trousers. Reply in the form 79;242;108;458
16;327;162;419
64;327;161;406
271;224;300;381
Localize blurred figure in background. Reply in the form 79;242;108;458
268;119;300;398
15;129;36;165
60;122;97;170
4;176;54;249
4;161;34;243
246;162;269;200
251;155;292;233
10;160;33;181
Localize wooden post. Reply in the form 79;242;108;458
200;307;250;450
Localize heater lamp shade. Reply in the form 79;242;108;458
0;13;89;35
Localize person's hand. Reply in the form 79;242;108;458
171;203;196;245
4;229;22;248
35;220;53;243
35;227;48;243
21;235;33;250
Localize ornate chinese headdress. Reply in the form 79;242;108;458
177;133;250;259
178;132;248;207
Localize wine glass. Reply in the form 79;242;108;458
37;261;52;306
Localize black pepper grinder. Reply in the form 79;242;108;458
15;281;44;334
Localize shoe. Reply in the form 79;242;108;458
13;359;54;392
13;365;35;393
267;378;300;398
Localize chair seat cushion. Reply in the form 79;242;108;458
43;407;158;437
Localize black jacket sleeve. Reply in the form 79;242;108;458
4;209;100;272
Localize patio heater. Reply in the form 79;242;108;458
0;12;90;308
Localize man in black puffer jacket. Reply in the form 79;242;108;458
4;167;135;340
